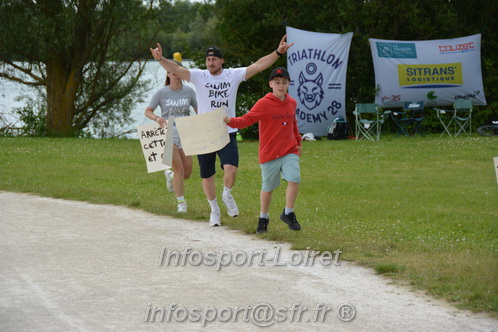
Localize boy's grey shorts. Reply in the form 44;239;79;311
260;153;300;192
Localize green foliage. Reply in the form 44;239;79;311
0;93;46;137
154;0;219;58
15;104;46;137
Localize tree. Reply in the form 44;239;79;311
0;0;161;137
154;0;218;58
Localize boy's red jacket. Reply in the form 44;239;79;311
228;93;301;164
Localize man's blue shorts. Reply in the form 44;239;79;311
197;133;239;179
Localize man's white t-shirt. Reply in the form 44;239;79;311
189;67;246;134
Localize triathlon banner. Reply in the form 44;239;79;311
369;34;486;107
286;26;353;136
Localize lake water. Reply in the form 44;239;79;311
0;61;195;139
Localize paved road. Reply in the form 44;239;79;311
0;191;496;331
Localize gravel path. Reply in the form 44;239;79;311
0;191;496;331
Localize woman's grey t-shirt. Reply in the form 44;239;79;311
148;85;197;149
148;85;197;122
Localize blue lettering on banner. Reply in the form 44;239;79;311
288;48;344;69
296;108;329;123
295;99;342;124
376;42;417;58
327;100;341;115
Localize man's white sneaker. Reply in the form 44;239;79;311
222;194;239;217
209;210;221;227
164;170;174;192
177;202;187;213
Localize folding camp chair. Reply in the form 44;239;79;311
435;99;473;137
435;106;456;137
453;99;473;136
389;101;425;136
353;103;384;142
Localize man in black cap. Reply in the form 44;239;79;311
150;36;293;227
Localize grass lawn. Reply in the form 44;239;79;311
0;135;496;314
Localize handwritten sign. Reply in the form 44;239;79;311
137;122;172;173
175;107;229;156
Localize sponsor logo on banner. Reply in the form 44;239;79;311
398;63;463;88
439;42;475;54
381;94;402;105
427;91;438;100
376;42;417;58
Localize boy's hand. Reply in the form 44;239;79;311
223;116;231;124
297;145;302;156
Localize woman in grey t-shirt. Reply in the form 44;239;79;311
145;62;197;213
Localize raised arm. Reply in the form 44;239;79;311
245;35;294;80
150;43;191;82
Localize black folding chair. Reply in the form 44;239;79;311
389;101;425;136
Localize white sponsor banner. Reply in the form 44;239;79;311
369;34;486;108
286;26;353;137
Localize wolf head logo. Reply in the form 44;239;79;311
297;72;324;110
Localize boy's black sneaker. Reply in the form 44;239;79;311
256;218;269;234
280;210;301;231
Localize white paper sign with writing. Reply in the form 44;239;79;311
137;122;172;173
175;107;230;156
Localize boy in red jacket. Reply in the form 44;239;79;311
224;67;302;233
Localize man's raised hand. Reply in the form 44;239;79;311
150;43;163;61
277;35;294;54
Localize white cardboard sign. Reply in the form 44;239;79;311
175;107;229;156
137;121;173;173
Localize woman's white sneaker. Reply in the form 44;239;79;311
177;202;187;213
164;170;174;192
